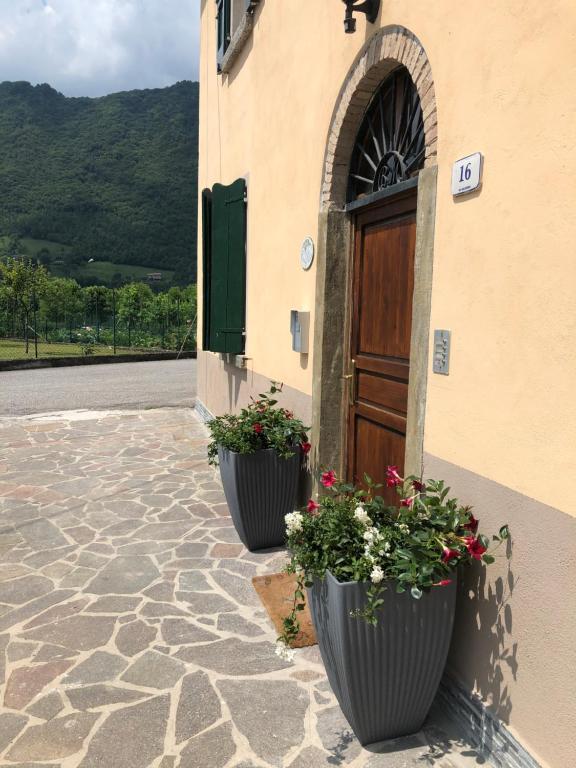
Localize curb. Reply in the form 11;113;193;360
0;351;197;372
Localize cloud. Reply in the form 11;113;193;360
0;0;200;96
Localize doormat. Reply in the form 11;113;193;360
251;572;317;649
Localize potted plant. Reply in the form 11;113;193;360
278;466;509;746
207;382;310;551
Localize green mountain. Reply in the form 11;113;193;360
0;80;198;286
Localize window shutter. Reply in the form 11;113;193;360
206;178;246;354
201;188;212;351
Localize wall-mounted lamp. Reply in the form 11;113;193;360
342;0;380;33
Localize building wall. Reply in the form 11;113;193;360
198;3;576;766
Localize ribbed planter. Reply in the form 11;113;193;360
308;570;457;746
217;446;300;551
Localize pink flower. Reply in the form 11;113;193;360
253;423;263;434
433;579;452;587
321;470;337;488
400;498;413;508
464;514;479;533
307;499;320;514
386;465;403;488
464;536;487;560
442;546;460;563
300;441;311;455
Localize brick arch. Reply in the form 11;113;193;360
321;26;437;210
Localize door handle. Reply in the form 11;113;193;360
341;359;356;406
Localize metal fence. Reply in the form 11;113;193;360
0;295;196;362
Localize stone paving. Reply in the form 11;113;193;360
0;407;484;768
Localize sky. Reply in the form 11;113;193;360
0;0;200;97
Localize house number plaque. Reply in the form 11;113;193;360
451;153;483;196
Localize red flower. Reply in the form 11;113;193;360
433;579;452;587
464;514;479;533
465;536;487;560
400;498;413;508
300;441;311;455
386;465;403;488
253;423;263;434
307;499;320;514
321;470;337;488
442;546;460;563
412;480;425;492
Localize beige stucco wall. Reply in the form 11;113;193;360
199;0;576;518
425;453;576;768
198;9;576;764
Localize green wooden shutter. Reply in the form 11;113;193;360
206;178;246;354
201;188;212;351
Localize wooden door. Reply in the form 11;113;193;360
346;192;417;504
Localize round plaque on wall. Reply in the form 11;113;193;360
300;237;314;271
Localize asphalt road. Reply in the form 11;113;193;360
0;358;197;416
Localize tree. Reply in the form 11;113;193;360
0;257;48;353
59;279;84;342
83;285;112;340
117;283;154;346
37;248;51;266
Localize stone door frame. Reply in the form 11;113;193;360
311;25;438;481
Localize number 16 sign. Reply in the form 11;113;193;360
451;152;483;196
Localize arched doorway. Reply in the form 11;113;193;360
311;27;438;489
346;65;424;500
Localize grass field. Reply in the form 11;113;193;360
0;339;143;361
1;236;174;287
0;235;71;259
67;260;174;285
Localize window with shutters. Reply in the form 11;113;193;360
202;178;247;354
216;0;231;67
216;0;261;73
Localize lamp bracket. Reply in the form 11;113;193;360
342;0;380;32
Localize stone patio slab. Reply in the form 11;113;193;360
0;406;486;768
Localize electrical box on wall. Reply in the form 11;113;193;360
290;310;310;353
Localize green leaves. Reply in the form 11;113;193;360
279;469;510;639
206;382;309;466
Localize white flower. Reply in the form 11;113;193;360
397;523;410;534
378;541;391;556
275;641;296;662
364;547;375;563
363;526;379;544
285;511;303;535
370;565;384;584
354;506;372;526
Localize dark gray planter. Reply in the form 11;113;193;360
217;446;300;551
308;569;457;746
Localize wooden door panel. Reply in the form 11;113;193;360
357;371;407;415
346;191;417;493
354;401;407;438
357;217;415;360
354;355;408;380
351;414;406;505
